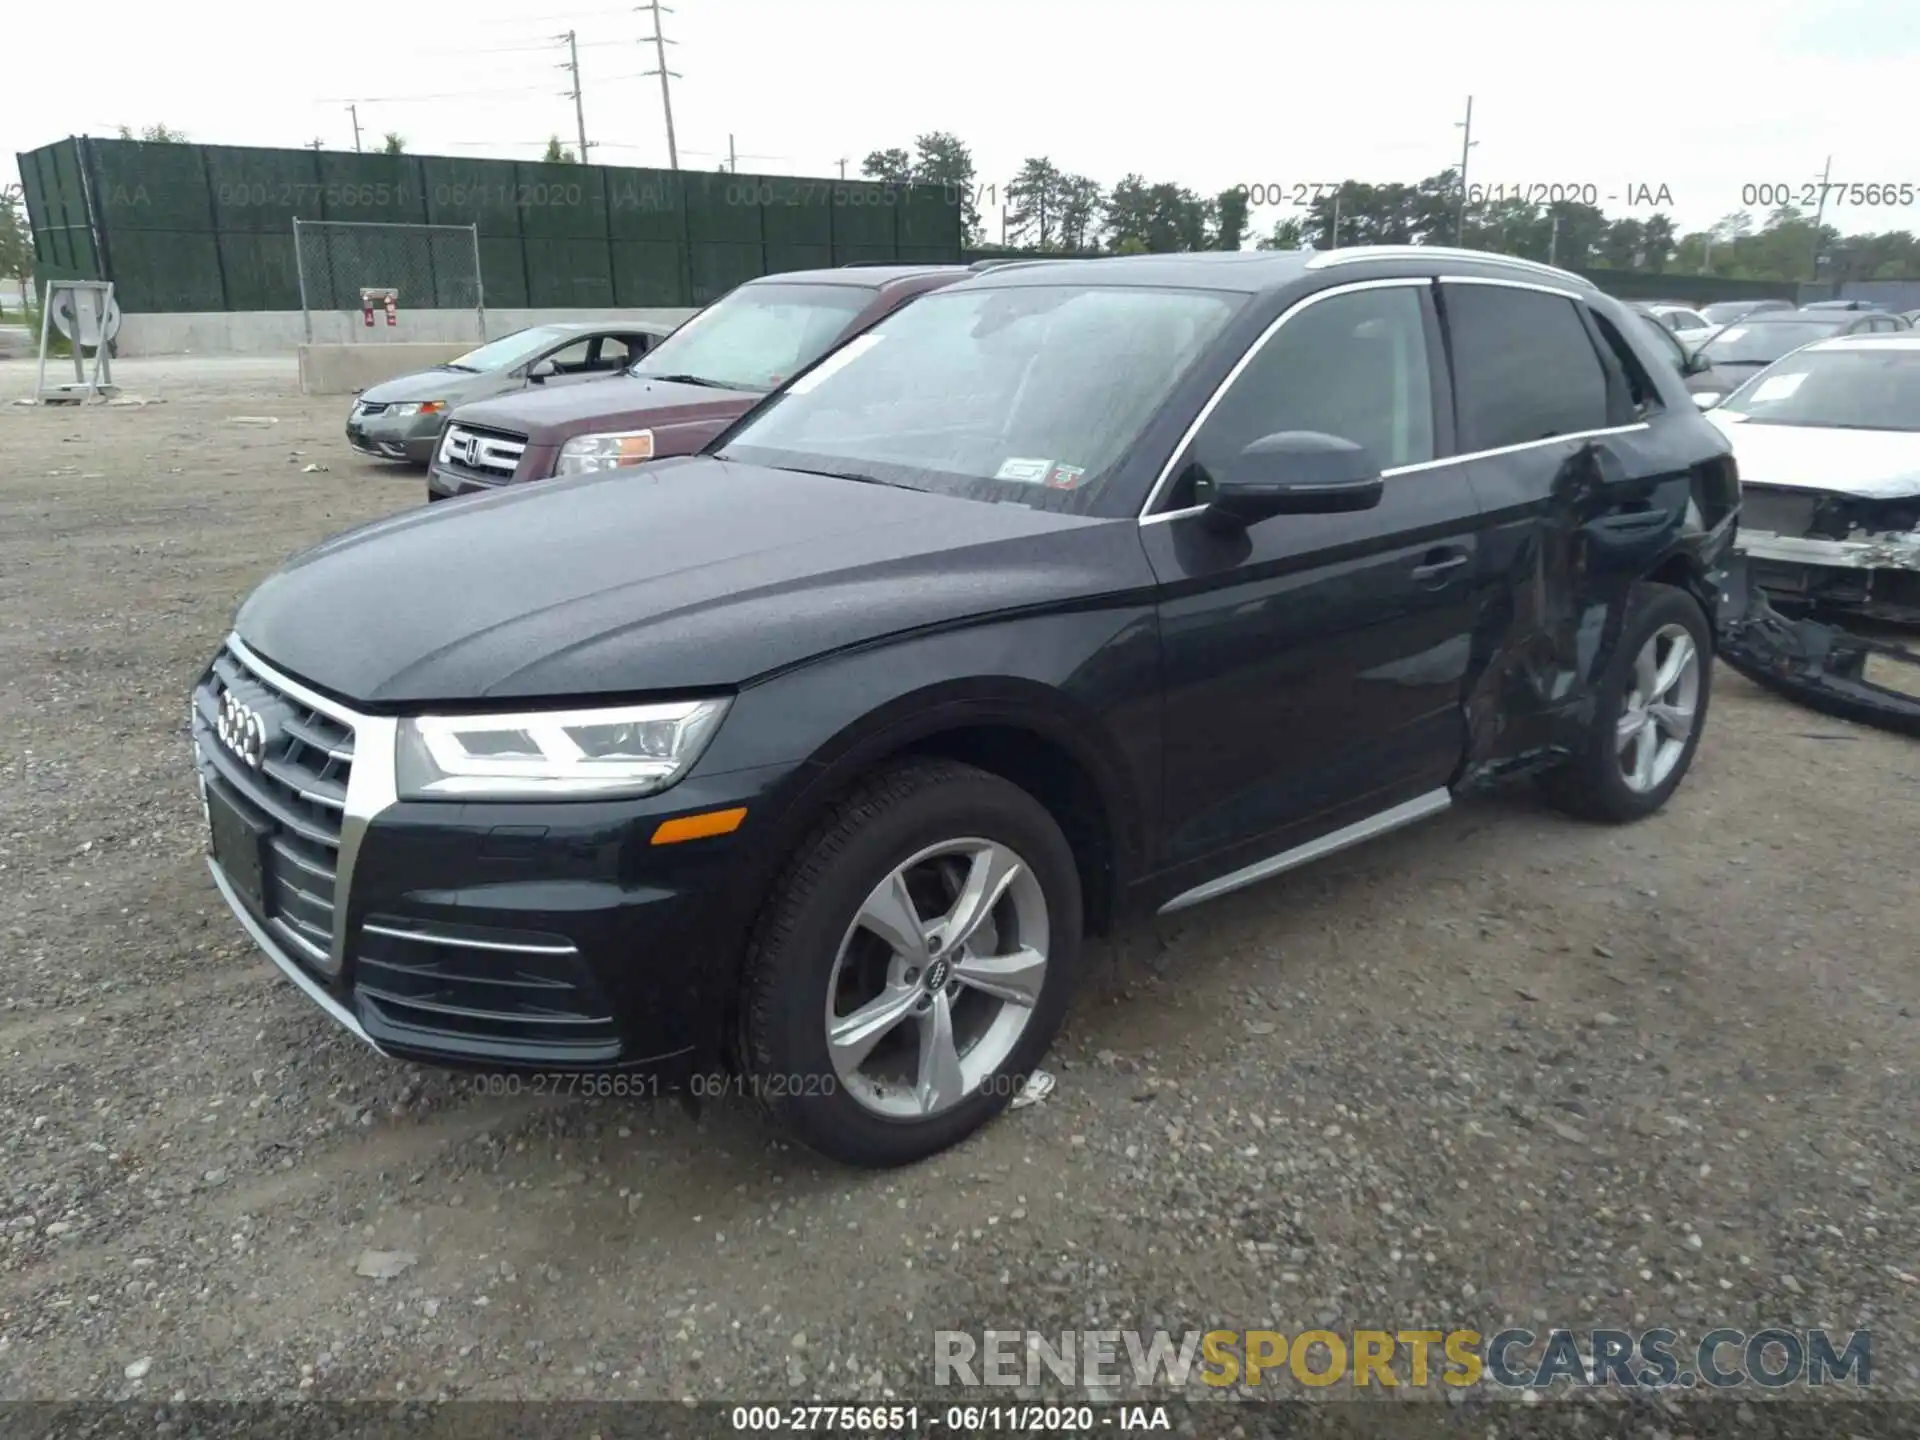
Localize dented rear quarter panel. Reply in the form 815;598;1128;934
1456;411;1739;787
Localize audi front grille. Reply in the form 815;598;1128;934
192;644;357;976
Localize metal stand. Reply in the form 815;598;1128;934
33;280;119;403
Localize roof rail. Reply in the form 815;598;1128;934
1305;245;1595;290
968;256;1089;272
837;259;915;268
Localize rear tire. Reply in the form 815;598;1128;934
739;758;1081;1168
1539;582;1713;823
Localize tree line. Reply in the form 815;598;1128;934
861;134;1920;284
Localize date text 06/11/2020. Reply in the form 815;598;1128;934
1230;182;1676;208
726;1404;1174;1432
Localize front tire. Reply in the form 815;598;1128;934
740;759;1082;1167
1540;582;1713;823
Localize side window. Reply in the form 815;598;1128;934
1166;285;1435;509
1443;284;1610;452
592;335;634;369
545;338;593;373
1590;310;1668;415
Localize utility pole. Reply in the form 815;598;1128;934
1454;95;1476;246
728;134;737;173
837;157;847;179
1548;212;1560;267
1330;187;1342;248
346;104;363;153
560;30;591;161
309;137;325;151
1809;154;1833;283
638;0;680;170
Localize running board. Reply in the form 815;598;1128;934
1156;789;1452;916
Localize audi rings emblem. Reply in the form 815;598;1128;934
216;690;269;770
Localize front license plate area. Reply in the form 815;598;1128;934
207;781;270;917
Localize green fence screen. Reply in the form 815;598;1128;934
15;137;966;314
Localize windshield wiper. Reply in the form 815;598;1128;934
441;363;480;373
775;465;923;491
636;372;734;389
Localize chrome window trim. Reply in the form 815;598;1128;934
1138;272;1655;527
1305;246;1595;291
1136;277;1431;522
1437;273;1583;301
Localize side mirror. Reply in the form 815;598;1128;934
1683;348;1714;376
1201;432;1384;531
527;358;558;383
1692;390;1722;410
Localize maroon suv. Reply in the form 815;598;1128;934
426;264;969;500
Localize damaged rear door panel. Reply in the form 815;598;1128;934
1435;279;1741;789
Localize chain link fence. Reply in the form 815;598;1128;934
293;219;484;342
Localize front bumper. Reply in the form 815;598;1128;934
1718;555;1920;736
192;635;788;1074
347;411;442;464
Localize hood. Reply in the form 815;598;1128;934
449;375;758;445
358;368;503;405
235;457;1140;706
1708;414;1920;498
1688;359;1768;392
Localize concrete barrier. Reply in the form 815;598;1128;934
118;306;699;357
298;342;475;396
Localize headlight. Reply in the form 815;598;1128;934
390;401;447;417
396;697;730;800
555;430;656;476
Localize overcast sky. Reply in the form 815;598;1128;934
8;0;1920;240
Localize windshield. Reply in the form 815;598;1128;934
714;284;1241;512
1719;347;1920;431
628;282;873;392
1699;320;1844;365
446;326;574;373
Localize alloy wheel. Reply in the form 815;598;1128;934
1617;622;1701;794
824;837;1050;1119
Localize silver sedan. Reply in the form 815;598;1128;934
346;322;672;465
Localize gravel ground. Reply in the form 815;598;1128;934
1;358;1916;1408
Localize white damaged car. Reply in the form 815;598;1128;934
1706;333;1920;626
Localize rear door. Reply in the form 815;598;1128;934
1142;278;1489;886
1440;278;1698;777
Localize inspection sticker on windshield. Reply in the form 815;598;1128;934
1749;372;1808;402
786;333;883;394
994;457;1053;484
1045;464;1087;490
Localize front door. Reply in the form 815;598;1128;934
1140;279;1489;885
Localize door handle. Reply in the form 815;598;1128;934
1410;548;1470;584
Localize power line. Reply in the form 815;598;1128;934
637;0;681;171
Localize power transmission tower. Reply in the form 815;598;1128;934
1809;154;1833;283
637;0;681;170
1454;95;1476;245
559;30;592;161
347;104;363;153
